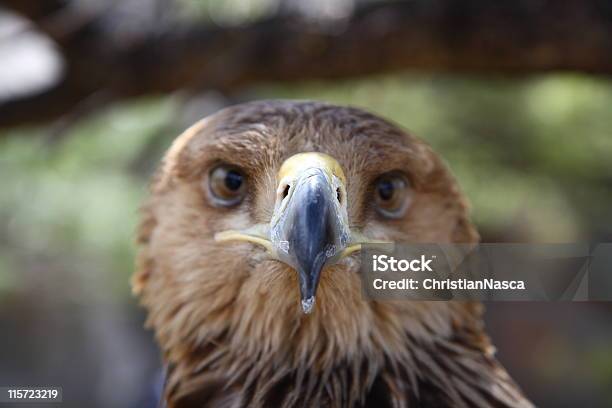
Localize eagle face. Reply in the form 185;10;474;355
134;101;530;407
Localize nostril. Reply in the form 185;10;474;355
336;188;342;203
282;185;290;199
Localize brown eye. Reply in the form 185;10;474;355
374;173;411;218
207;164;247;207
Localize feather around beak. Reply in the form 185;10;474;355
214;152;381;313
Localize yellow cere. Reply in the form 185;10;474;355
278;152;346;185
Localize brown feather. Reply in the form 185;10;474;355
133;100;532;407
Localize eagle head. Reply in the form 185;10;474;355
133;100;530;408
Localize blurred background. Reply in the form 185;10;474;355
0;0;611;407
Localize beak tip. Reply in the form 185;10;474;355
301;296;316;314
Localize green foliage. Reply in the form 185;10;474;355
0;97;177;299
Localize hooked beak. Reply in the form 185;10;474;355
271;165;350;313
215;152;368;314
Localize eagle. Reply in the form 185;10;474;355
133;100;533;408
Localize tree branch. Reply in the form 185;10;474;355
2;0;612;128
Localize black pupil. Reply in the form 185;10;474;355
224;170;243;191
377;179;395;201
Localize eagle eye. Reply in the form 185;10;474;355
207;164;247;207
374;172;411;218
